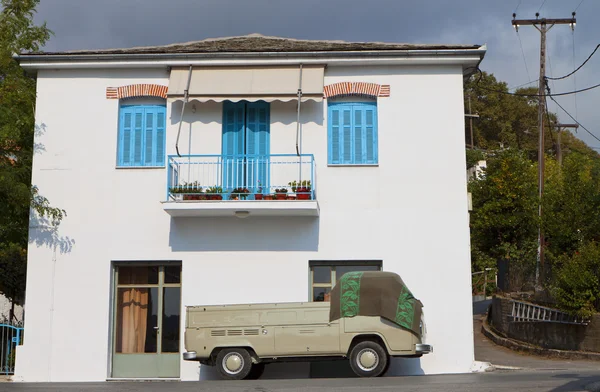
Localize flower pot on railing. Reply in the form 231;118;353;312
205;186;223;201
289;180;312;200
274;188;288;200
254;193;264;200
229;187;250;200
296;187;312;200
170;183;205;201
264;195;274;200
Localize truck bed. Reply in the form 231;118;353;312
186;301;332;329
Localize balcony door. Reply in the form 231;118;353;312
222;101;270;193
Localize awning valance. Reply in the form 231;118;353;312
167;65;325;103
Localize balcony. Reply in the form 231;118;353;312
162;154;319;218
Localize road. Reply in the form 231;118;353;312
1;370;600;392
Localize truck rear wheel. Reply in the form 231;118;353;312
349;341;388;378
216;348;252;380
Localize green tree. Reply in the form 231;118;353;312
464;71;598;160
468;149;539;290
0;0;63;322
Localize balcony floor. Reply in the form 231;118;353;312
161;200;320;218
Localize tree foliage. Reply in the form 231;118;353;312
0;0;62;314
466;72;600;315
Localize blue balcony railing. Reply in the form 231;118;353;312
166;154;316;201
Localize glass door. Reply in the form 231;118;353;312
111;264;181;378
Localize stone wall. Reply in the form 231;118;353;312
489;296;600;353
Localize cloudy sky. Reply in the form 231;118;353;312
33;0;600;148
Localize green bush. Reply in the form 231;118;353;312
552;241;600;318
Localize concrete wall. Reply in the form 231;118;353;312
15;63;474;381
490;296;600;352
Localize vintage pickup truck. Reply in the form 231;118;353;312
183;271;432;379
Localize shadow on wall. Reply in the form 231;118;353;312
169;216;319;252
169;100;324;126
34;123;47;156
28;214;75;254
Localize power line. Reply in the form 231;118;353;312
538;0;548;13
517;32;532;81
548;94;600;143
574;0;585;12
546;44;599;80
515;0;523;13
472;68;600;97
510;79;539;90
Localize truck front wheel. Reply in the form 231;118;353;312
216;348;253;380
349;341;388;378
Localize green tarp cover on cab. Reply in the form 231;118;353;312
329;271;423;336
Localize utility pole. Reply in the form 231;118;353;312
512;12;576;290
465;94;479;149
548;123;579;166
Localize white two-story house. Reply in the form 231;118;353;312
14;34;485;382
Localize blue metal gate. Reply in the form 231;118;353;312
0;324;23;375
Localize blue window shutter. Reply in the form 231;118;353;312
144;108;155;165
246;102;270;191
364;104;377;164
118;104;166;167
342;108;352;164
119;107;133;166
328;101;378;165
222;102;245;189
354;107;364;164
329;106;341;164
155;107;166;166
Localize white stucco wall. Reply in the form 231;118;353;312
15;63;473;382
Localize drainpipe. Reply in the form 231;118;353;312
296;64;303;185
175;65;193;157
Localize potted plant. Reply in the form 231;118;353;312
274;188;288;200
264;194;274;200
205;186;223;200
170;182;205;200
229;187;250;200
288;180;311;200
254;181;264;200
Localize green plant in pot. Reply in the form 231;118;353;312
230;187;250;200
254;181;264;200
205;186;223;200
274;188;288;200
288;180;311;200
170;182;205;200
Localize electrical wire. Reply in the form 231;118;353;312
514;0;523;13
538;0;548;12
517;32;532;82
510;79;539;90
546;44;600;80
548;94;600;143
574;0;585;12
470;68;600;97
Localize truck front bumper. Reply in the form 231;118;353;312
415;344;433;354
183;351;198;361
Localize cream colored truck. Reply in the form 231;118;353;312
182;271;432;379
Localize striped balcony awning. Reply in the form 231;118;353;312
167;65;325;103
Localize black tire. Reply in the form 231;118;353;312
216;348;253;380
245;362;266;380
349;340;388;378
